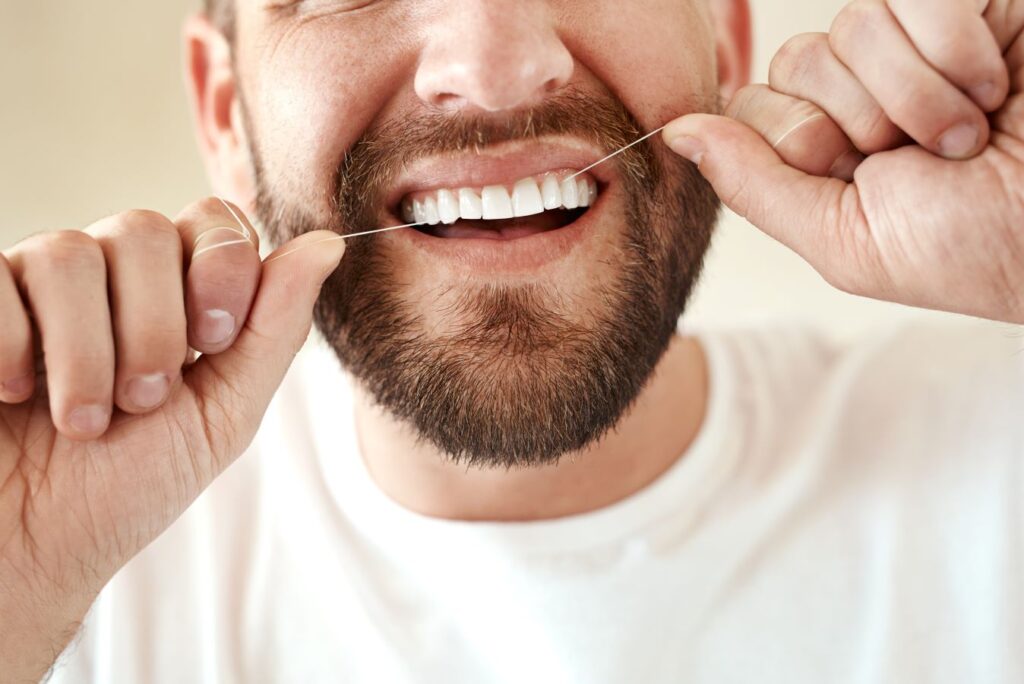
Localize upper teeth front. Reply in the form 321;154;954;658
402;172;599;226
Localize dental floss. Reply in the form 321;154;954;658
263;221;423;263
218;197;252;241
563;125;667;183
771;113;826;149
192;230;254;260
223;126;670;261
190;198;257;260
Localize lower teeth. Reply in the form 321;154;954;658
416;208;586;238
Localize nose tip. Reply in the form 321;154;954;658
414;6;574;113
446;59;569;113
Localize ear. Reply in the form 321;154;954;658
183;13;257;207
709;0;753;102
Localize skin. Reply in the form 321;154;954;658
667;0;1024;323
0;0;1022;680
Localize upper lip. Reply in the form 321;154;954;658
382;136;613;217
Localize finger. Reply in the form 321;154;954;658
0;254;35;403
886;0;1009;112
6;232;114;439
726;84;864;181
87;211;187;414
769;32;907;155
664;113;886;297
993;32;1024;141
830;0;990;160
175;197;261;355
185;231;345;462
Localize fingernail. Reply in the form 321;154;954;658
127;373;170;409
69;404;111;435
938;123;980;160
1;374;34;397
667;135;706;166
969;81;1000;109
197;309;236;347
827;150;865;182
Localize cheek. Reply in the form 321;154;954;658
567;0;719;126
246;33;411;211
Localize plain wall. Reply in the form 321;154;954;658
0;1;967;340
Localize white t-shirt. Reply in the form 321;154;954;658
49;319;1024;684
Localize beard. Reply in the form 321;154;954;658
248;88;721;468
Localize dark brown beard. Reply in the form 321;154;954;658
249;89;721;468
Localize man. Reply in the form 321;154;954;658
1;0;1022;681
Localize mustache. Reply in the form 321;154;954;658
334;88;662;233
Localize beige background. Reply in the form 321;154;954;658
0;1;970;340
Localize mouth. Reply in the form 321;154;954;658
396;170;599;241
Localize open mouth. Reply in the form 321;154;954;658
397;170;599;241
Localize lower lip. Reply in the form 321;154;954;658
386;190;610;274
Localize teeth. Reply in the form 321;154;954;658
459;188;483;220
437;189;460;225
423;197;441;225
512;178;545;217
481;186;514;220
561;177;579;209
577;179;590;208
402;171;598;225
541;175;562;210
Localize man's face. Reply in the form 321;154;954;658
230;0;723;466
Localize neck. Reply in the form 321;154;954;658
353;333;709;522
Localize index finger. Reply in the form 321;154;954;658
175;197;262;355
886;0;1009;112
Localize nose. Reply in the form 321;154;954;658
414;1;574;113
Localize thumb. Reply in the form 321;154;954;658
663;113;876;290
186;230;346;457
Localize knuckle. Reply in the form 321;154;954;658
770;33;829;88
191;196;230;217
830;0;884;56
29;230;104;272
109;210;180;249
724;84;764;120
850;106;902;153
116;209;175;236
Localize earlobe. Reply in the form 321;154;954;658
711;0;753;102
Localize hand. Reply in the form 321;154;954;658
664;0;1024;324
0;198;344;682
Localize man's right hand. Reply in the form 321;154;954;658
0;198;344;683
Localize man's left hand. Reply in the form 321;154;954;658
665;0;1024;324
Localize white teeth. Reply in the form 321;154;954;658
402;172;598;226
423;197;441;225
577;178;591;208
541;175;562;210
413;199;427;224
437;189;460;225
481;185;514;220
512;178;545;218
561;177;580;210
459;188;483;220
